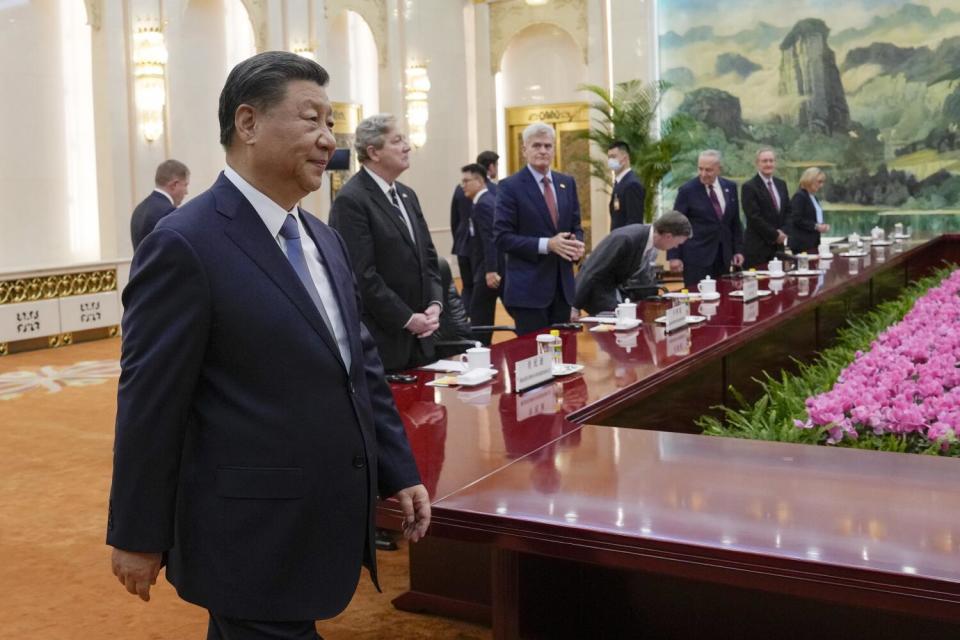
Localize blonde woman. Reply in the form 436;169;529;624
789;167;830;253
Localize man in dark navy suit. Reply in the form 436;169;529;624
129;159;190;250
461;163;501;345
607;141;645;230
668;150;744;288
742;147;791;268
448;151;499;314
108;52;430;640
494;122;584;335
330;115;443;373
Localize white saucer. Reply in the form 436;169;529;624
729;290;772;299
893;234;911;240
699;291;721;301
755;270;785;278
552;363;585;376
455;370;497;386
791;269;822;276
613;318;642;330
663;291;720;301
838;251;869;258
654;314;706;324
870;240;893;246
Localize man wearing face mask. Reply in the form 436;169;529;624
607;141;645;230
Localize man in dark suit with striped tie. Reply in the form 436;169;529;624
742;147;791;269
494;122;584;335
330;114;443;372
668;149;744;288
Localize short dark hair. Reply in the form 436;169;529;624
476;150;499;171
155;159;189;186
608;140;630;154
653;210;692;238
461;163;487;180
218;51;330;148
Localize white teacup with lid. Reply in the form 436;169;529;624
818;242;832;259
797;253;810;271
615;298;637;326
767;258;784;276
871;226;885;241
697;276;717;295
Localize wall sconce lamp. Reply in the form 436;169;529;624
405;63;430;148
132;23;168;142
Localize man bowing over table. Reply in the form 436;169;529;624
107;51;429;640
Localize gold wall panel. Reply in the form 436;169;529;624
0;269;117;306
331;102;363;200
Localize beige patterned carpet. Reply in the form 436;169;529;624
0;338;490;639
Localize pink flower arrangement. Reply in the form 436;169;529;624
796;269;960;450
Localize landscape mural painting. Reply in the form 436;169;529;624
659;0;960;235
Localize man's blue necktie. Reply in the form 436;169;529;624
279;213;349;369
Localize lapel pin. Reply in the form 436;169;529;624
402;193;409;198
559;183;566;189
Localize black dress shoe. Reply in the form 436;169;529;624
375;527;398;551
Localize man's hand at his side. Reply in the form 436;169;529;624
111;548;162;602
392;484;431;542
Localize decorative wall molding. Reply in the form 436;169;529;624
238;0;269;52
82;0;102;30
489;0;587;73
326;0;389;67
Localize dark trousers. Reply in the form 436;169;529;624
507;291;570;336
682;248;729;289
469;272;502;345
207;612;321;640
457;255;474;316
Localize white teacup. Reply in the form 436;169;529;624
849;232;861;246
871;226;885;241
697;276;717;295
459;346;491;371
818;242;832;259
616;300;637;325
894;222;904;236
797;254;810;271
767;258;783;276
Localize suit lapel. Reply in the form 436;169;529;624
395;184;426;252
359;170;418;253
214;176;345;369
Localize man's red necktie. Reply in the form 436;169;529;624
542;176;559;228
708;184;723;219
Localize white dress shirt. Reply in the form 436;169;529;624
809;192;824;225
153;188;174;206
223;165;351;369
526;164;559;255
363;165;416;243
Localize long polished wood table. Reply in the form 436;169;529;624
380;234;960;638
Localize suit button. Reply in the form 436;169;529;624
352;455;366;469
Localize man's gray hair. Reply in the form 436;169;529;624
653;210;693;238
522;122;555;145
355;114;398;163
699;149;722;165
755;146;776;160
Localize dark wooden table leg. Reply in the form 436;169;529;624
492;548;520;639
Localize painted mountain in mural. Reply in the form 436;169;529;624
659;1;960;209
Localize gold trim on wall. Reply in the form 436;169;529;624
330;102;363;200
0;269;117;306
